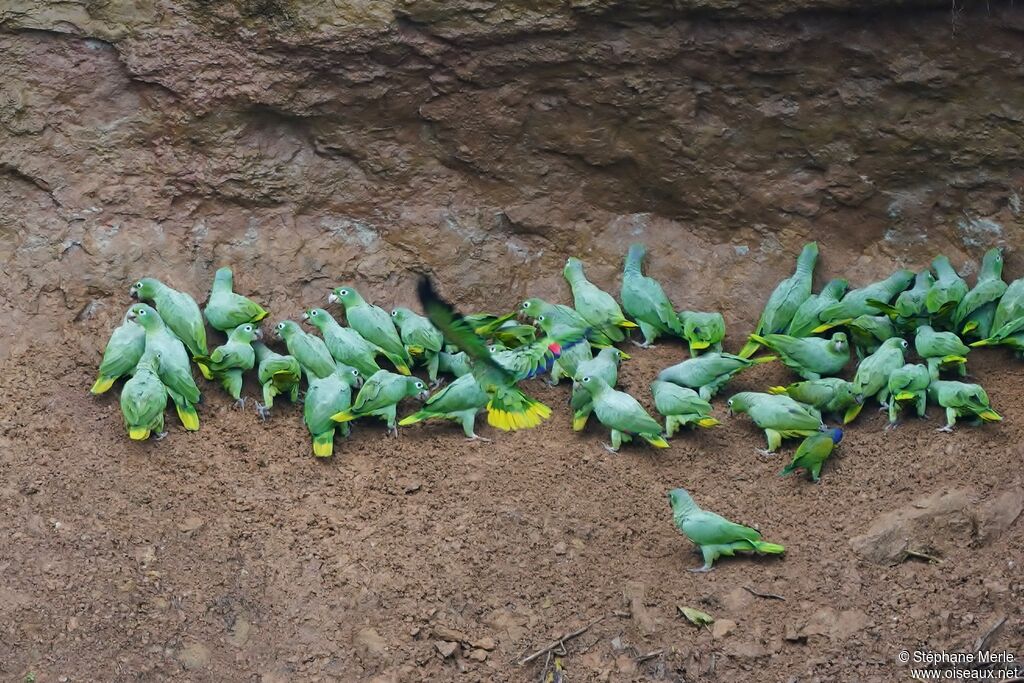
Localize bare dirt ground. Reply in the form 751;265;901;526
1;307;1022;682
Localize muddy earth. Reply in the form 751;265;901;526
1;0;1023;681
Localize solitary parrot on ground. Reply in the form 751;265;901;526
726;391;824;454
253;341;301;419
925;255;968;318
738;241;818;358
392;306;445;384
768;377;861;424
304;364;362;457
786;278;847;337
329;286;412;374
398;373;491;440
745;332;849;380
563;257;636;342
302;308;383;379
574;375;669;452
330;370;429;436
657;353;776;400
130;277;208;358
669;488;785;572
620;243;684;347
203;267;269;332
779;428;843;482
119;352;168;441
571;347;623;430
817;269;915;325
678;310;726;356
885;363;930;427
847;337;908;420
914;325;969;379
91;309;145;394
927;380;1001;432
650;381;719;436
275;320;336;379
953;248;1006;339
127;304;201;431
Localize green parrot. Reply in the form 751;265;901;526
845;314;899;358
650;380;719;437
563;256;637;343
194;323;261;406
620;243;684;347
848;337;908;420
253;341;301;419
914;324;969;379
669;488;785;572
657;353;776;401
779;428;843;482
786;278;848;337
549;338;593;386
571;347;623;430
817;269;915;325
739;241;818;358
726;391;823;454
127;304;201;431
925;255;968;318
302;308;382;379
927;380;1001;432
274;320;336;379
575;375;668;452
678;310;726;356
463;312;536;348
767;378;861;424
329;286;412;374
392;307;445;384
304;364;362;457
438;346;473;378
91;309;145;394
885;363;930;426
869;269;934;331
970;277;1024;347
130;277;208;358
952;248;1006;338
330;370;429;436
746;332;849;380
398;373;491;440
981;331;1024;358
203;267;269;332
520;297;614;347
119;352;168;441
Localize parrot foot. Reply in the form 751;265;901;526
877;404;888;412
687;566;713;573
602;443;619;454
936;425;955;433
885;421;900;431
388;426;400;438
430;379;444;389
465;434;492;443
631;339;654;349
755;448;776;458
154;431;168;441
255;403;271;422
233;397;247;411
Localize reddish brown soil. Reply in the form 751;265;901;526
1;313;1022;682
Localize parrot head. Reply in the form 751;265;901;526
564;257;582;273
336;364;363;388
302;308;327;329
828;427;844;444
391;307;411;323
233;324;261;343
126;303;160;329
407;377;429;401
274;320;296;340
831;332;849;353
519;298;544;320
329;286;360;307
130;277;160;300
213;267;233;285
667;488;697;516
726;392;755;415
576;375;607;396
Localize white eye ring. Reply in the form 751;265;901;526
311;310;318;316
340;289;349;296
416;382;424;389
352;369;359;375
391;310;397;316
521;302;529;309
139;309;146;315
277;323;284;329
537;315;545;322
136;281;143;288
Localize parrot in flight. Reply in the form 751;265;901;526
91;308;145;394
620;243;684;347
745;331;849;380
657;353;776;400
127;304;201;431
193;323;261;407
398;373;492;440
678;310;726;356
927;380;1001;432
925;255;968;318
302;308;383;379
119;352;168;441
779;428;843;482
563;257;637;342
847;337;908;420
329;286;412;374
786;279;848;337
275;320;337;379
914;324;969;379
574;375;669;452
726;391;823;454
970;277;1024;348
392;306;445;384
739;241;818;358
885;363;930;427
953;248;1006;339
768;378;860;424
130;277;208;358
520;297;613;347
203;267;269;332
669;488;785;572
253;341;301;420
650;381;719;436
868;269;934;331
463;312;536;348
330;370;429;436
304;364;362;457
816;269;914;326
571;347;623;430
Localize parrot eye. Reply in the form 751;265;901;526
276;322;284;330
340;289;349;296
727;398;734;406
139;309;146;315
582;377;590;383
901;340;908;348
537;315;545;322
391;310;398;317
415;381;424;389
136;281;143;288
245;325;252;332
311;310;318;316
352;369;359;376
521;302;529;309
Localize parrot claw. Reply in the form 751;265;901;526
255;403;271;421
233;397;247;411
154;431;168;441
465;434;492;443
430;379;444;389
755;448;775;458
936;425;954;433
877;404;889;412
687;566;713;573
885;421;899;431
388;426;400;438
631;340;654;349
602;443;619;454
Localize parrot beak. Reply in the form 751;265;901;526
273;329;282;339
129;287;138;298
327;292;337;304
727;407;733;416
301;312;309;323
854;394;865;405
254;328;263;340
417;390;429;401
353;377;364;389
127;311;137;321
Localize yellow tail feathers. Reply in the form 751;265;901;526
486;399;551;431
176;404;200;431
128;427;150;440
767;385;788;395
572;413;589;431
407;345;425;356
894;391;916;401
331;410;356;423
90;376;115;394
941;355;967;364
196;362;213;380
843;403;863;424
696;417;720;428
312;433;333;457
750;355;779;365
962;321;979;334
643;434;670;448
752;541;786;555
690;340;710;350
398;412;425;427
617;319;638;329
969;339;991;347
254;308;270;322
979;410;1002;422
812;318;852;334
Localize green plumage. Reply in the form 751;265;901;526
767;378;860;423
925;255;968;317
726;391;823;452
549;338;593;386
303;308;383;379
971;277;1024;346
119;353;167;441
331;370;428;435
747;332;849;380
204;267;268;332
91;309;146;394
131;277;208;357
779;429;842;482
872;269;933;329
928;380;1001;432
563;257;635;342
850;337;908;411
253;342;301;416
521;297;613;347
398;373;491;439
304;365;361;457
392;306;445;382
953;248;1006;338
914;325;969;379
620;243;684;346
195;324;260;401
786;278;847;337
651;380;718;437
576;375;668;452
330;286;412;372
571;347;623;430
886;363;930;424
740;241;817;357
818;269;914;323
275;319;336;379
678;310;726;356
657;352;775;400
128;304;201;431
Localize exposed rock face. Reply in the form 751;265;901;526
1;1;1023;360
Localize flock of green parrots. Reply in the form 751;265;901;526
92;242;1017;570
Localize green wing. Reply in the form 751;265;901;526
683;510;761;545
597;390;663;434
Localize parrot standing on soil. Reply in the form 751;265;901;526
914;325;970;379
738;241;818;358
925;255;968;319
329;286;412;374
438;347;473;378
130;277;208;358
817;269;915;325
203;267;269;332
745;332;850;380
657;353;776;401
786;278;848;338
119;352;168;441
127;304;201;431
302;308;383;379
768;378;861;424
970;277;1024;347
275;320;336;379
549;338;593;386
398;373;492;440
779;428;843;482
563;257;637;342
927;380;1001;432
330;370;429;436
193;323;261;407
668;488;785;572
953;248;1006;339
650;381;719;437
726;391;824;454
869;269;934;331
91;309;146;394
391;307;445;384
885;363;931;426
847;337;908;420
843;315;899;358
571;347;623;430
574;375;668;452
678;310;726;356
620;243;684;347
253;341;301;419
304;364;362;457
520;298;613;347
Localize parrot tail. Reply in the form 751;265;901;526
312;432;334;457
407;345;425;356
894;391;916;401
779;462;798;477
978;409;1002;422
253;307;270;322
737;340;760;359
572;412;589;431
128;427;151;440
749;355;779;365
398;411;429;426
330;410;358;423
961;321;979;335
941;355;967;365
90;375;116;395
192;356;214;380
969;338;992;347
641;434;670;448
751;541;786;555
617;319;639;329
696;417;720;428
811;318;853;334
843;402;864;424
866;299;899;317
383;352;412;376
767;385;788;395
690;340;711;351
176;402;200;431
487;387;551;431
